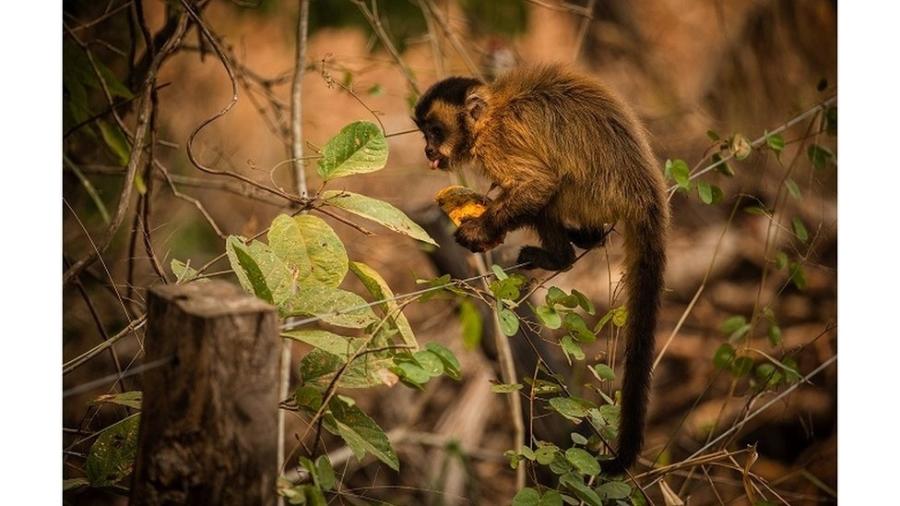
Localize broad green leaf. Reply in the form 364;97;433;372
539;490;563;506
564;313;595;343
720;315;747;334
669;159;691;190
766;132;785;154
459;299;483;350
713;343;735;369
697;180;713;204
294;215;348;287
492;264;509;280
324;396;399;470
171;258;201;284
588;405;620;440
571;432;589;445
491;275;526;301
560;335;585;363
593;363;615;381
85;416;140;487
498;308;519;336
317;121;388;180
426;342;461;380
282;329;358;357
492;383;524;393
283;285;378;328
596;481;631;500
413;350;444;376
393;360;430;386
792;217;809;242
535;444;559;465
294;385;323;411
560;473;602;506
268;214;313;280
92;391;142;410
98;120;130;166
316;455;336;491
565;447;600;476
536;304;562;329
512;487;541;506
225;236;294;306
572;289;595;315
323;191;436;245
350;261;417;349
611;307;628;328
549;397;590;422
299;347;397;389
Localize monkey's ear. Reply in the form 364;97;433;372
465;92;487;121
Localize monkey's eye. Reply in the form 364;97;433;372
428;126;442;138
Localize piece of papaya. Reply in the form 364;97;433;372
434;185;505;249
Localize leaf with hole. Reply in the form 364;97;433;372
85;416;140;487
324;396;398;470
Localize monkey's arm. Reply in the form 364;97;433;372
455;160;559;252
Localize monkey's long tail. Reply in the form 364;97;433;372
602;200;667;475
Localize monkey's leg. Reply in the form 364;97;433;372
518;218;576;271
566;226;609;249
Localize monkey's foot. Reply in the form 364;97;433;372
516;246;574;271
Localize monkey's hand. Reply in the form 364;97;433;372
454;218;503;252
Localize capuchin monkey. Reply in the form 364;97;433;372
413;64;668;474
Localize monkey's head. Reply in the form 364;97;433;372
413;77;486;170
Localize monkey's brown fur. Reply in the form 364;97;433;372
414;64;669;473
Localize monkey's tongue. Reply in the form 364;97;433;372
430;159;440;170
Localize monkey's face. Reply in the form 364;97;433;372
413;76;484;171
413;102;468;171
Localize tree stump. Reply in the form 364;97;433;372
130;280;280;505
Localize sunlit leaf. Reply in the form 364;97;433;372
323;191;436;245
317;121;388;180
350;261;416;349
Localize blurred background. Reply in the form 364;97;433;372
63;1;837;504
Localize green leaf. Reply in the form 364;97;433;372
225;236;294;306
593;363;615;381
706;129;720;141
720;315;747;334
92;391;142;410
782;357;802;384
785;178;802;200
766;132;785;154
767;324;783;347
491;275;526;301
549;397;590;422
560;473;603;506
317;121;388;180
669;159;691;190
171;258;201;284
611;307;628;328
792;217;809;242
535;443;559;465
300;347;396;389
492;263;509;280
571;432;589;445
293;215;348;287
63;478;90;491
789;262;808;290
775;251;789;270
713;343;735;369
536;305;562;329
283;285;378;328
86;416;140;487
561;335;585;363
539;490;563;506
512;487;541;506
572;289;595;315
492;383;524;393
294;385;323;411
807;144;834;170
393;361;430;386
268;214;313;279
283;329;359;357
426;342;461;380
322;191;436;245
593;310;614;333
596;481;632;500
498;308;520;336
97;120;130;166
755;363;780;387
413;350;444;377
564;313;595;343
565;447;600;476
697;180;713;204
324;396;398;470
713;152;735;177
458;299;483;350
350;261;416;349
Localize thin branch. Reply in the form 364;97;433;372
351;0;422;93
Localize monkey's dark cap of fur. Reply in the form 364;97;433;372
414;77;483;121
